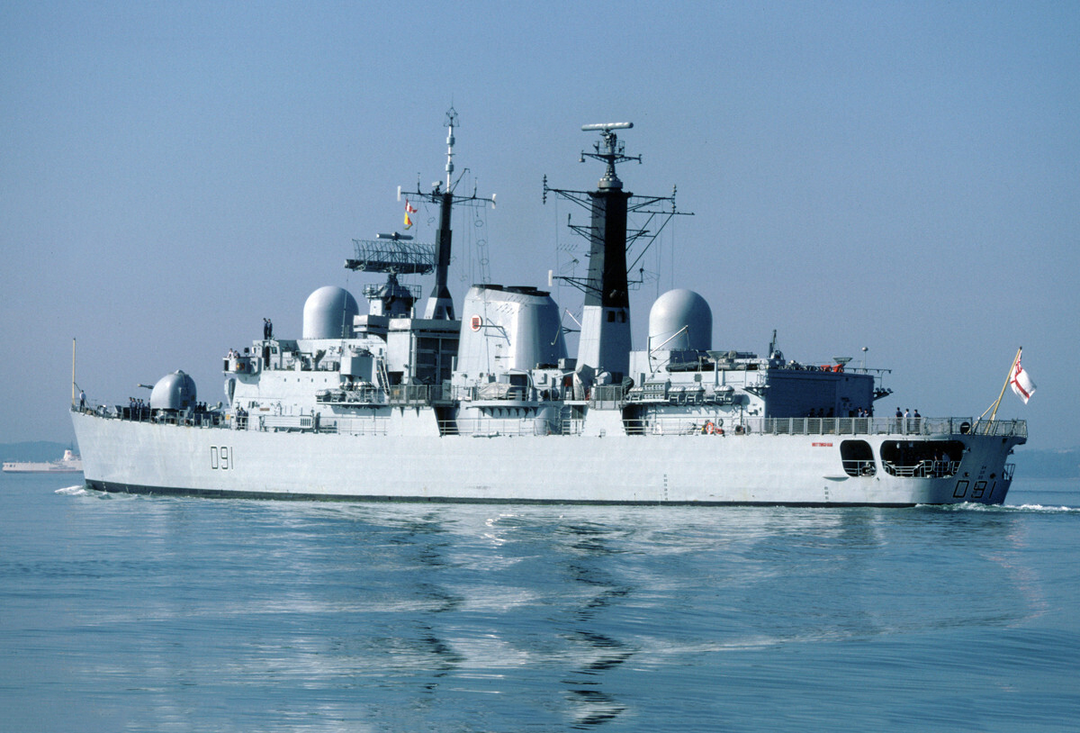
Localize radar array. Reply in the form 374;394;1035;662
345;233;435;275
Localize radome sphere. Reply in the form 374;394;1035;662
303;286;359;339
648;289;713;351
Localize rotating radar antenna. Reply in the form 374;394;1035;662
345;232;436;276
580;122;639;190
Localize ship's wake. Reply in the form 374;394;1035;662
924;501;1080;514
55;485;88;496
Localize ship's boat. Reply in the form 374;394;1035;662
70;114;1026;505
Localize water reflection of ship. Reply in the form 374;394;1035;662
399;514;466;692
561;523;634;727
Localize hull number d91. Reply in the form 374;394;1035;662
210;446;233;470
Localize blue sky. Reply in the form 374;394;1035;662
2;1;1077;449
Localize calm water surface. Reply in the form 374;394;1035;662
1;475;1078;732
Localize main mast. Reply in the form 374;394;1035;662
544;122;682;381
578;123;634;379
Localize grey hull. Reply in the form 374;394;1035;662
72;410;1022;507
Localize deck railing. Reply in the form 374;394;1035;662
629;416;1027;439
882;459;960;478
75;404;1027;441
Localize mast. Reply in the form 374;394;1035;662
544;123;686;380
399;107;495;321
577;124;633;378
428;110;458;320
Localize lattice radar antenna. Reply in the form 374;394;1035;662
346;232;436;276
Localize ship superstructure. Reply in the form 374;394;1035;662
70;114;1027;505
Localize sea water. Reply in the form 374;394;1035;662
1;474;1077;732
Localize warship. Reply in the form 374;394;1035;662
71;113;1026;505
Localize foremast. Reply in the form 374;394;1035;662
399;107;495;321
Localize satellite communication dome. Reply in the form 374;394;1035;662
648;289;713;351
149;370;197;411
303;286;359;339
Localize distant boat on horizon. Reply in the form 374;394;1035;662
2;449;83;474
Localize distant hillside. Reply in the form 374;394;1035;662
1010;447;1080;479
1;441;73;463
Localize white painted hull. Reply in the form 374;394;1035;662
2;465;82;474
72;411;1021;506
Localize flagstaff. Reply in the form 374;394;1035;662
985;347;1036;422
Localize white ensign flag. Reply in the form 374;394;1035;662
1009;351;1036;404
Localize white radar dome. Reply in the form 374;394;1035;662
303;286;360;339
149;370;197;411
648;289;713;351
